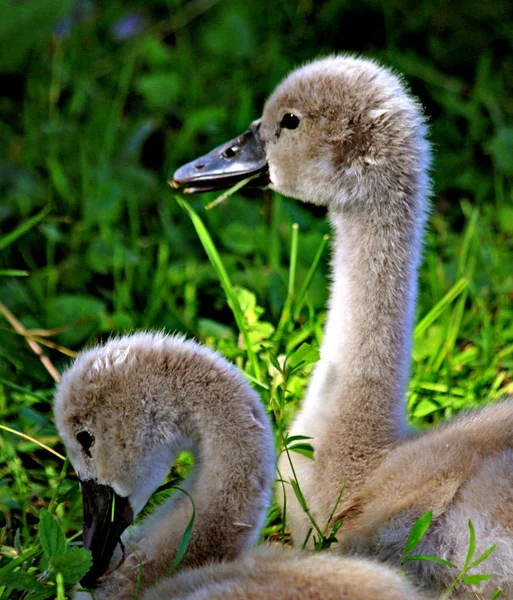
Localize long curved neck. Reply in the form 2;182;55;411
303;193;426;482
130;389;274;588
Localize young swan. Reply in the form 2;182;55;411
56;332;427;600
144;547;431;599
173;56;513;597
55;332;275;598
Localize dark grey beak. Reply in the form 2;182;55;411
79;480;134;588
171;123;269;194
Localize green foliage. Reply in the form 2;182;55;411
401;511;501;598
401;511;458;570
177;197;262;379
0;572;46;594
0;206;51;252
166;488;196;575
444;520;499;597
0;508;91;598
402;511;438;563
51;547;92;584
39;508;66;560
0;0;512;596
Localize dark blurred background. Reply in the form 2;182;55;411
1;0;512;381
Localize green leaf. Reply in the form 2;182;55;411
465;519;476;568
290;478;308;511
301;528;313;550
402;511;432;560
414;279;468;337
26;587;58;600
0;269;28;277
489;589;503;599
332;520;343;535
51;547;92;583
293;233;329;320
204;175;258;210
460;574;493;585
0;571;46;593
167;487;196;574
13;530;22;555
269;353;282;373
177;197;261;380
288;442;314;460
314;531;339;551
404;555;457;568
38;508;66;560
412;398;442;419
287;343;320;371
0;546;41;575
468;543;497;569
284;435;313;446
0;205;50;251
323;481;348;538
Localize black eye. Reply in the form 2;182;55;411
76;431;94;457
280;113;300;130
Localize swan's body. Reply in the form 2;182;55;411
173;55;513;597
55;332;427;599
144;547;430;599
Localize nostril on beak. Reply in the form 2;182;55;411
195;164;205;170
223;146;239;159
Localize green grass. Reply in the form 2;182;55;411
1;0;513;597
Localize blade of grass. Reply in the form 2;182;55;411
431;208;478;371
4;439;30;540
203;174;259;210
47;457;70;513
0;270;29;277
280;435;324;543
29;336;77;358
321;479;347;537
0;425;65;461
287;223;299;297
240;371;270;391
0;377;49;403
176;197;261;380
414;278;469;338
167;487;196;574
0;205;50;251
455;205;479;279
0;546;41;575
275;223;299;342
0;302;60;383
104;47;136;160
268;193;282;271
432;291;468;371
293;233;329;320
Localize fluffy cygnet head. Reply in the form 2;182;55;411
173;55;430;211
55;334;200;512
54;332;274;587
